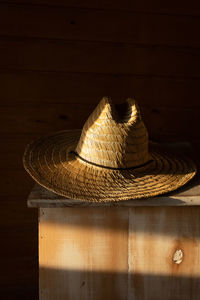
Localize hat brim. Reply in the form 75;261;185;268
23;130;197;202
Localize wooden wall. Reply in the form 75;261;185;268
1;1;200;298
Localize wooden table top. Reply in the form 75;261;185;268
27;175;200;208
27;141;200;208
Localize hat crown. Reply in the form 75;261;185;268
75;97;150;168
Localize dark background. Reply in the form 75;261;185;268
1;0;200;299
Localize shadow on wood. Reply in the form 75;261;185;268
40;267;200;300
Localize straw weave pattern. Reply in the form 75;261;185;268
23;97;197;201
76;97;150;168
23;130;196;202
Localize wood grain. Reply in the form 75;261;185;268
128;207;200;299
1;0;200;298
28;175;200;207
1;103;198;140
0;196;38;299
1;38;200;77
0;4;200;47
1;71;200;106
39;207;129;300
0;170;33;196
2;0;200;16
39;206;200;299
1;135;39;170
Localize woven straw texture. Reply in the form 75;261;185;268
23;97;197;202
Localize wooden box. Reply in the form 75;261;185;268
28;175;200;300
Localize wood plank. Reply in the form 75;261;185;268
1;38;200;77
0;257;37;288
2;0;200;16
0;287;37;300
0;103;199;139
0;199;37;226
0;102;93;134
0;222;37;258
0;170;34;196
1;2;199;298
39;207;129;300
27;141;199;207
39;206;200;299
28;175;200;207
128;207;200;299
0;135;40;170
0;196;38;296
0;4;200;47
1;71;200;106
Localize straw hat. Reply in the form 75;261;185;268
23;97;197;202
